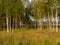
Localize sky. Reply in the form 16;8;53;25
29;0;32;3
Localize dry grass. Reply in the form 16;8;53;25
0;29;60;45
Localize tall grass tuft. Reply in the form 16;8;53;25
0;30;58;45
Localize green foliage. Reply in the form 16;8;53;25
0;0;24;30
0;0;60;30
31;0;46;19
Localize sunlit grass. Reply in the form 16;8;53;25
0;29;60;45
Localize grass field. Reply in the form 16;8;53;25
0;29;60;45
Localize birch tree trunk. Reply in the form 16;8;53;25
6;14;9;33
48;11;51;30
9;16;11;32
55;8;58;32
55;0;58;32
15;14;17;30
51;8;55;31
38;10;42;30
6;0;9;33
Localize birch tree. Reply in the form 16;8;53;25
31;0;45;29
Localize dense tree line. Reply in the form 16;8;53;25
0;0;60;32
30;0;60;31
